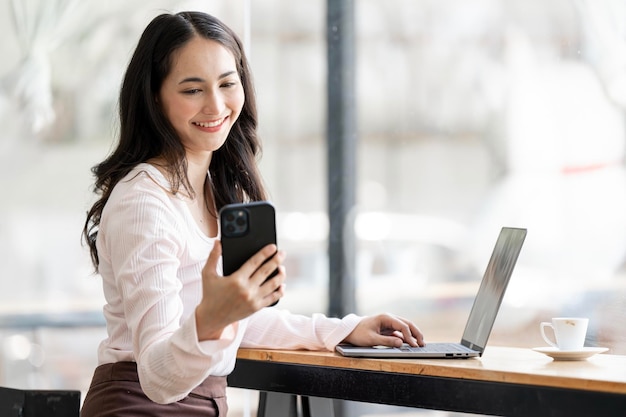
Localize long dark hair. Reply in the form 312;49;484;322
83;11;266;270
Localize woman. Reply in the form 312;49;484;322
81;11;424;416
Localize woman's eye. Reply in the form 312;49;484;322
221;81;237;88
183;88;201;95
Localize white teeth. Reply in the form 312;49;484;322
194;119;223;128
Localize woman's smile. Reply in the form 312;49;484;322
192;117;228;131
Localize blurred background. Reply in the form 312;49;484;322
1;0;626;416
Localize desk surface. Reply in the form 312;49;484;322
235;345;626;394
230;346;626;416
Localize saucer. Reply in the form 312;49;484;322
532;347;609;361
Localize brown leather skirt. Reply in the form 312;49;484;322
80;362;228;417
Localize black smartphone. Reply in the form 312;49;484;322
219;201;279;306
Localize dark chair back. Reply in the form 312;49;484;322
0;386;80;417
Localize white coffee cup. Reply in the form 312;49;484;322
540;317;588;350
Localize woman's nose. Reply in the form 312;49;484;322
202;91;224;114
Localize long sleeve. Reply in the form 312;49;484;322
242;308;363;351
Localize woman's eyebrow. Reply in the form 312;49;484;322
179;77;204;84
218;70;237;79
178;71;237;85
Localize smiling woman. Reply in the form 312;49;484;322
78;10;423;417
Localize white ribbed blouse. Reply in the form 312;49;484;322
94;163;362;404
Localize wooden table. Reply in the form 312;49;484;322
227;346;626;417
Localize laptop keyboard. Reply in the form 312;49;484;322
399;343;473;353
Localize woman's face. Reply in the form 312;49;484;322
159;36;245;158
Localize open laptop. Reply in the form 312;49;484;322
336;226;527;359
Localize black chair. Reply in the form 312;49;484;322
0;386;80;417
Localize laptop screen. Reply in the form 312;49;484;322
461;227;527;353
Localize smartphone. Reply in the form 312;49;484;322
219;201;279;306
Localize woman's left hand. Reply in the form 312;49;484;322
342;314;425;348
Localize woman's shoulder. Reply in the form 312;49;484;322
113;163;174;196
105;163;183;211
101;164;189;234
126;162;170;187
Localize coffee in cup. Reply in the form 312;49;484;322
540;317;588;350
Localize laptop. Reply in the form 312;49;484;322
336;226;527;359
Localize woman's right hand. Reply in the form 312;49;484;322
195;240;286;340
